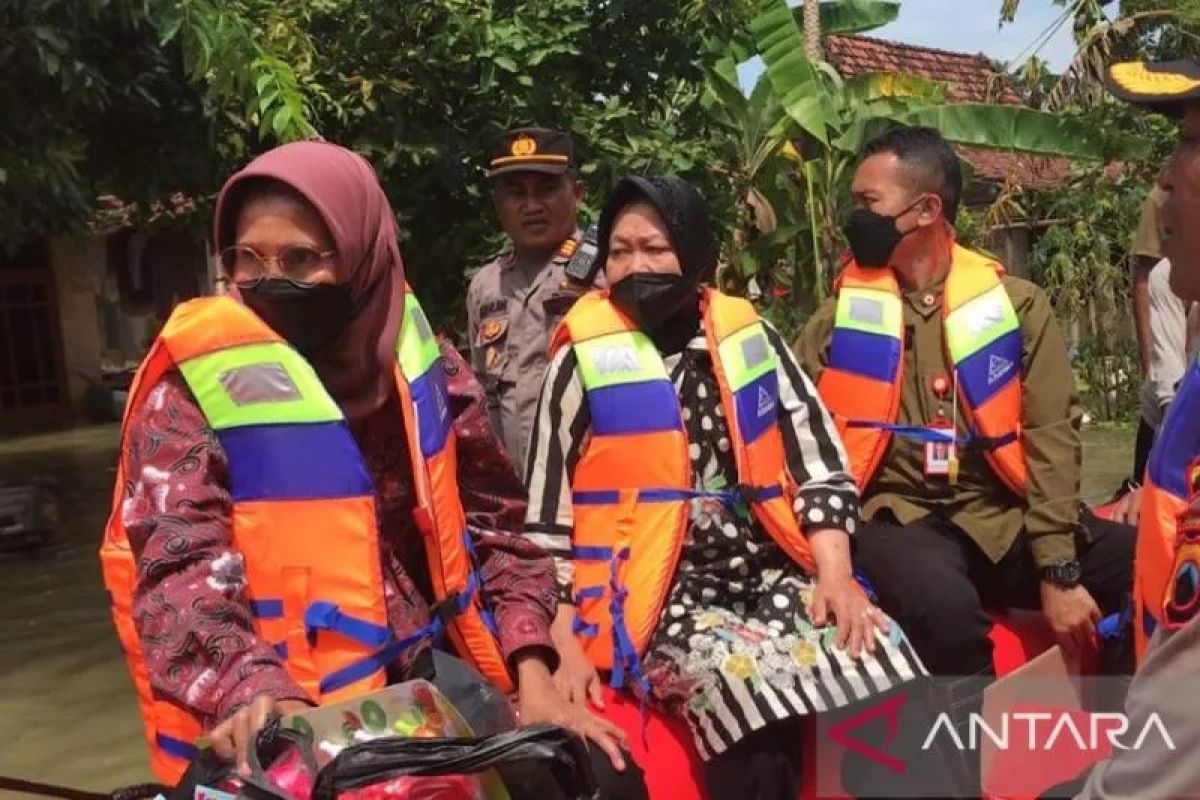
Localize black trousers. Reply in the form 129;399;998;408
704;719;805;800
854;509;1135;676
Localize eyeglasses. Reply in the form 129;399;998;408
220;244;335;288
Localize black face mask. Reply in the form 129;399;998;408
842;199;925;268
241;280;355;356
609;272;701;355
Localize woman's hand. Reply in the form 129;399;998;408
208;695;312;776
809;528;889;660
515;653;628;770
812;572;889;659
551;605;605;709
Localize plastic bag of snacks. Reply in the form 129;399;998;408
309;724;597;800
172;681;596;800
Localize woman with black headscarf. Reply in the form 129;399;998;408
522;176;926;797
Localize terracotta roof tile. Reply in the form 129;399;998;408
955;147;1072;191
826;34;1024;105
824;35;1072;190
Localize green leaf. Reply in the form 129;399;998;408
701;48;749;127
494;55;518;72
841;72;946;105
737;250;762;277
882;104;1146;160
516;74;533;86
803;0;902;36
751;0;836;147
259;87;280;114
272;104;293;139
154;4;184;44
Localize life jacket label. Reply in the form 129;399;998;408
591;345;641;376
741;332;770;371
966;298;1007;337
849;296;885;325
218;362;302;406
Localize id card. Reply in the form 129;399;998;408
923;425;956;477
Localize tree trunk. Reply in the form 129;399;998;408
804;0;822;63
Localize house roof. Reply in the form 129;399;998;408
824;34;1071;192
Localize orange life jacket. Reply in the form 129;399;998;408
1135;353;1200;660
549;288;816;690
99;292;510;783
817;245;1026;495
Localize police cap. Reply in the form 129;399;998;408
486;127;575;178
1106;60;1200;118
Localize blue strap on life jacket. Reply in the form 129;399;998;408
317;530;493;696
572;585;605;636
318;615;447;695
572;484;782;509
567;545;648;691
304;601;393;648
846;420;1018;450
462;528;500;636
156;732;199;762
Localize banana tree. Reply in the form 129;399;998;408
707;0;1147;316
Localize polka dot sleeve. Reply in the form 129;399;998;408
793;483;861;536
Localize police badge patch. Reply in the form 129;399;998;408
477;316;508;346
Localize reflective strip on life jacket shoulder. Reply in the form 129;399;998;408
394;290;513;693
573;330;681;436
943;282;1021;410
715;318;778;446
177;341;372;502
943;252;1025;494
178;342;342;427
397;293;452;458
820;269;905;488
828;286;904;384
707;290;816;574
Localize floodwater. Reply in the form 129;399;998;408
0;424;1135;797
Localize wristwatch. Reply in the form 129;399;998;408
1039;559;1082;588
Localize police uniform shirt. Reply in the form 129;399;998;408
466;232;602;472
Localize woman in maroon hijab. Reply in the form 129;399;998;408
117;141;624;777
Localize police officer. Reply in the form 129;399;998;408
466;127;601;472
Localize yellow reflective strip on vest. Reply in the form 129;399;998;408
397;293;440;380
835;287;904;339
575;330;668;390
179;342;342;429
717;322;775;391
944;283;1019;364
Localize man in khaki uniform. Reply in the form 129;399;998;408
466;128;600;472
796;125;1135;794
